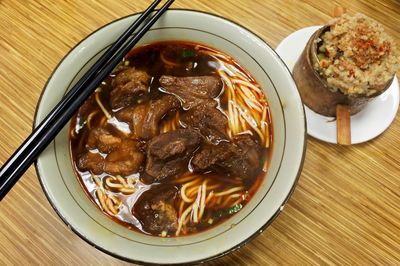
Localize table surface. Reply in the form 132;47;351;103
1;0;399;265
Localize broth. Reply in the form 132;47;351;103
69;41;272;237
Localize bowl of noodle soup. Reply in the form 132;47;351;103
34;9;306;265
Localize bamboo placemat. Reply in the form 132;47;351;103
0;0;399;264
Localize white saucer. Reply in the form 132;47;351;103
276;26;400;144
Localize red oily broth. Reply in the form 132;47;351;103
69;41;273;237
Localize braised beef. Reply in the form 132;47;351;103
140;95;180;139
115;95;179;139
192;135;261;179
104;139;144;176
145;129;201;182
110;67;150;109
134;186;178;234
191;142;231;170
181;100;227;142
77;96;96;118
77;152;104;175
115;106;136;123
235;134;260;173
79;138;144;176
87;128;121;153
115;104;148;137
159;75;222;109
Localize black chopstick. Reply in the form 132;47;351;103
0;0;174;200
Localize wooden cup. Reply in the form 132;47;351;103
293;25;392;117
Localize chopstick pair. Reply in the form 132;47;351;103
0;0;174;200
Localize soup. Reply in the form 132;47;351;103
69;41;272;237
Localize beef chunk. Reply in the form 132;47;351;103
115;106;136;123
159;75;222;109
181;100;227;142
78;96;96;118
87;128;121;153
235;135;260;172
110;68;150;109
145;129;201;182
192;135;261;179
80;135;144;176
115;95;179;140
77;152;104;175
134;186;178;234
131;104;149;138
104;139;144;176
191;142;235;171
116;104;148;138
140;95;180;139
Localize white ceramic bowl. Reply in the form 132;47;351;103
34;9;306;265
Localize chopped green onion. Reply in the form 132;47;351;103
228;204;243;215
181;49;195;58
214;204;243;219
